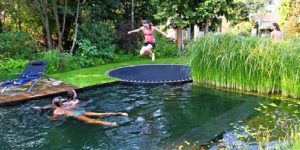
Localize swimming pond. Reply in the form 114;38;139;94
0;83;299;149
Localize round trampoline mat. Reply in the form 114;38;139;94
107;64;192;84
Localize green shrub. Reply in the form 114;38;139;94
76;39;106;67
0;31;38;59
154;33;178;58
0;59;28;81
36;51;81;74
229;22;254;36
78;22;116;62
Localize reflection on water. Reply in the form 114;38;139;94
0;83;299;149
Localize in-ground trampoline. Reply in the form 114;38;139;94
107;64;192;84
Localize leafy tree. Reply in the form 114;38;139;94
279;0;292;26
195;0;236;34
0;0;40;31
79;0;122;22
280;0;300;36
33;0;53;49
235;0;273;14
152;0;236;49
230;0;273;25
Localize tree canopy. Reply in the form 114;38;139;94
279;0;300;36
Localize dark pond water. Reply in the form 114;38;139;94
0;83;299;149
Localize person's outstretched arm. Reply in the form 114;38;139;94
153;27;168;37
128;27;143;34
33;104;53;110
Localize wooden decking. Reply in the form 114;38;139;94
0;79;78;106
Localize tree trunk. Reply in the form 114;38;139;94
70;0;81;55
52;0;63;51
131;0;134;29
186;25;191;41
204;19;210;35
61;0;67;44
52;0;68;70
177;27;183;50
0;11;3;33
0;21;2;33
44;12;52;49
34;0;53;49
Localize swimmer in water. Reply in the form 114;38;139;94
51;96;128;126
33;89;79;110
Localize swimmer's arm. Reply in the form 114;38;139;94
72;99;80;105
153;27;168;37
33;104;52;110
128;27;143;34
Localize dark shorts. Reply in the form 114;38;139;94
144;43;156;49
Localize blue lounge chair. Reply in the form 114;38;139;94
0;61;50;93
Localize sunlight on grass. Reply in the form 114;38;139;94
50;57;190;87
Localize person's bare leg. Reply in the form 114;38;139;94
145;44;155;61
140;46;146;56
146;50;153;57
75;115;117;126
84;112;128;117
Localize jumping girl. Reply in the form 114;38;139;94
128;20;168;61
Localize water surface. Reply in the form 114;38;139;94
0;83;299;149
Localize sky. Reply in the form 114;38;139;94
266;0;281;13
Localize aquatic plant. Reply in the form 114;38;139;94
226;102;300;149
190;34;300;98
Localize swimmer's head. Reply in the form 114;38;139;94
272;22;281;31
52;96;62;108
67;89;77;100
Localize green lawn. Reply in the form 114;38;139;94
50;57;190;87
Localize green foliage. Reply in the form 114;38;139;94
36;51;81;74
292;140;300;150
279;0;292;26
78;21;116;62
0;58;28;73
224;0;273;25
228;101;300;149
190;34;300;98
153;34;178;58
76;39;106;67
152;0;235;28
235;0;273;13
0;31;38;59
0;0;40;32
0;58;28;81
229;21;254;36
280;0;300;36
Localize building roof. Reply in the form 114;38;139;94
250;13;279;22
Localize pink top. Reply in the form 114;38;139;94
142;27;155;43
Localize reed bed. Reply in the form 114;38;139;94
190;34;300;98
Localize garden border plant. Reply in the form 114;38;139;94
190;34;300;99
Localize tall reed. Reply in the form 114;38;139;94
190;34;300;98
